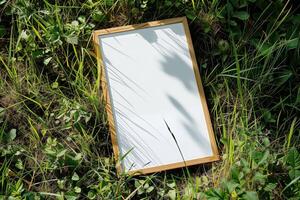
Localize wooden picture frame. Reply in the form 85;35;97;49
93;17;219;175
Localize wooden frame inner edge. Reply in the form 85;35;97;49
92;16;220;175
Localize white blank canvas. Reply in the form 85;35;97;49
98;21;216;173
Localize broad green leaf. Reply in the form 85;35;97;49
66;35;78;45
165;1;172;7
44;57;52;66
146;186;154;193
104;0;114;6
264;183;277;192
15;159;24;170
92;10;106;22
84;113;92;123
74;153;82;160
258;150;270;166
72;172;79;181
78;16;86;24
257;43;272;56
286;38;299;50
20;30;29;40
288;169;300;180
144;182;149;189
205;188;225;199
224;180;239;193
0;0;7;5
87;191;96;199
71;20;79;27
57;180;65;190
44;147;56;156
230;165;240;180
57;149;67;157
239;0;248;8
32;50;44;58
7;129;17;142
167;182;176;188
262;110;276;123
74;186;81;193
286;147;300;168
230;0;239;8
242;191;259;200
65;195;77;200
233;11;250;20
263;137;270;147
253;172;266;185
185;10;197;20
167;189;176;200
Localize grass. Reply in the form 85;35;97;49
0;0;299;199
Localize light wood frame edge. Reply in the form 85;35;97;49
92;16;220;175
93;32;122;174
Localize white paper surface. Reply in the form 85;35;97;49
98;22;213;172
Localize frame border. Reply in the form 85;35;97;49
93;17;219;175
